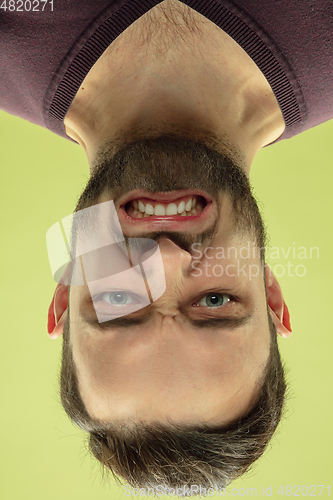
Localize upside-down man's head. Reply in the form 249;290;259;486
48;131;291;492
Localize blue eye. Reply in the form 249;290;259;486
196;293;231;307
100;291;139;306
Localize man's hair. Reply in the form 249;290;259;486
60;307;286;493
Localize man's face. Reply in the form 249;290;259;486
66;133;271;427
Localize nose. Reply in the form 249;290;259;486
157;237;193;277
137;237;194;312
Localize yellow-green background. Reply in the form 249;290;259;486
0;110;332;499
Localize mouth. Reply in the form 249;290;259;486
124;194;207;218
116;189;214;233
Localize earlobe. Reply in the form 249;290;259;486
265;265;292;338
47;283;68;339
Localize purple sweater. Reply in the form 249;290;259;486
0;0;332;143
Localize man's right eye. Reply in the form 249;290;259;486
90;289;149;321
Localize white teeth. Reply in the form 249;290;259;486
154;204;166;216
130;196;202;217
185;199;192;212
177;201;185;214
139;200;145;213
145;203;154;215
166;203;178;215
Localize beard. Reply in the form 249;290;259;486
74;131;267;255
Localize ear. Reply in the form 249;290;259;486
47;283;68;339
265;264;292;338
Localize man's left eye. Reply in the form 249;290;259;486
195;293;231;307
99;291;140;306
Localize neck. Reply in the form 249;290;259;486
64;0;285;176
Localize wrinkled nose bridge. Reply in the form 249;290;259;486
157;238;193;276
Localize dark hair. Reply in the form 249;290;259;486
60;307;286;493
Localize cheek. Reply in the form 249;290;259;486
211;324;270;378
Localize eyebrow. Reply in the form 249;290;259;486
82;310;252;331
